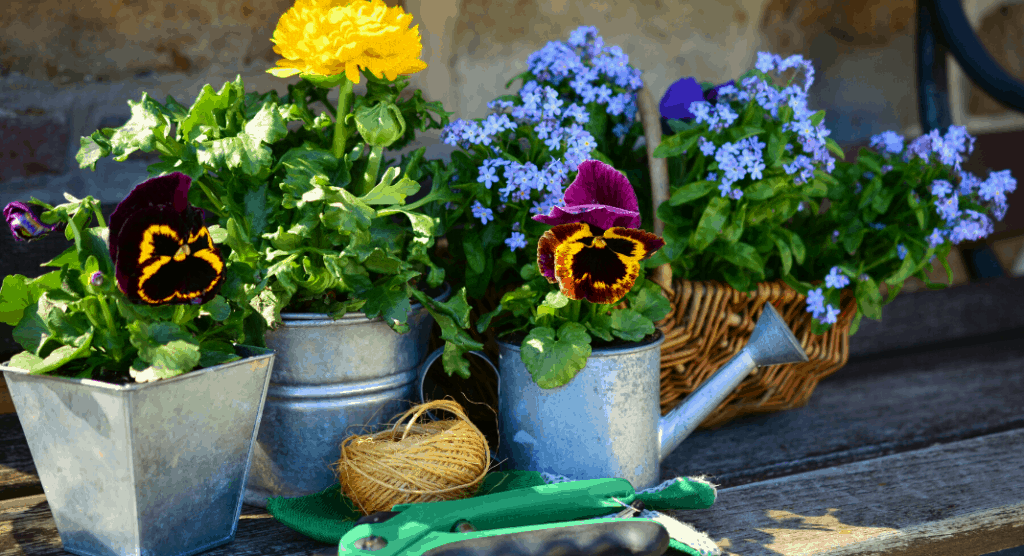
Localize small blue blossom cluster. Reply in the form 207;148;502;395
712;137;768;198
526;26;643;139
867;127;1017;248
441;80;599;252
804;266;848;325
689;52;836;197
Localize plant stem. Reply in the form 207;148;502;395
356;145;384;196
96;295;122;359
331;78;355;160
195;178;227;218
90;198;107;228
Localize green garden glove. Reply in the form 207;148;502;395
266;470;721;556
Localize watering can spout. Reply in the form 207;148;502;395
658;302;809;463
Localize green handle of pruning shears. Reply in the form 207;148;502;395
337;477;652;556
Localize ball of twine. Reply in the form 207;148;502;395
333;398;491;515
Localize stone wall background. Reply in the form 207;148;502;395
1;0;1022;209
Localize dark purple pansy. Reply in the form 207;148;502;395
111;172;224;306
659;77;735;134
4;201;63;242
532;160;640;230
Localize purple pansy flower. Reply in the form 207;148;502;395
531;159;640;230
659;77;736;121
110;172;224;306
4;201;64;242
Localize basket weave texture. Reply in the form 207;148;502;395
634;81;857;428
654;280;856;428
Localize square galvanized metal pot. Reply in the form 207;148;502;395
1;345;275;556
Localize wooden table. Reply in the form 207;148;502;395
3;276;1024;556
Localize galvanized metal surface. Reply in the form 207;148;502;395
494;302;808;491
496;333;666;490
658;301;809;462
1;345;275;556
244;285;449;507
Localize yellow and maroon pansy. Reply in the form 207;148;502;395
537;222;664;305
110;173;224;305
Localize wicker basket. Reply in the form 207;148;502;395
635;80;857;429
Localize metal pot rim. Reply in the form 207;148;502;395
0;344;274;391
497;329;665;357
278;282;452;324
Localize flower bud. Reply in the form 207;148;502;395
354;102;406;148
90;271;104;287
4;201;62;242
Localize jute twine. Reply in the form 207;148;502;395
333;399;491;516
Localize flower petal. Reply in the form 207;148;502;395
537;222;593;283
532;160;640;229
552;226;665;305
109;172;192;266
659;77;704;120
4;201;61;242
114;204;223;305
704;80;735;103
603;227;666;261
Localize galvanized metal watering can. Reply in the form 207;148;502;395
418;301;808;490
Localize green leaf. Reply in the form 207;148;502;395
885;252;915;286
463;234;486;274
770;233;793;276
476;303;503;334
520;323;592;389
244;102;288;145
0;275;32;327
721;242;766;276
584;306;614;341
669;180;717;206
361;274;415;332
610;309;653;342
76;132;109;171
690;196;730;251
179;78;243;143
108;93;170;160
411;287;484;379
653;127;704;159
198;349;241;368
825;137;845;159
766;132;786;167
201;295;231;322
321;188;376;232
198;134;272;176
359;167;420;205
9;332;93;374
629;280;671;322
855;277;883;320
810;110;826;127
786;230;807;264
745;177;784;200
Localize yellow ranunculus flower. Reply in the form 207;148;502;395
268;0;428;84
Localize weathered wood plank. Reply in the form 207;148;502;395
0;414;40;502
667;428;1024;556
0;376;13;415
660;334;1024;487
848;274;1024;359
0;502;334;556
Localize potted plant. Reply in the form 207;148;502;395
651;51;1016;426
468;159;671;489
74;0;482;505
425;26;649;335
0;173;275;556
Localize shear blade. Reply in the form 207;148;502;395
420;519;670;556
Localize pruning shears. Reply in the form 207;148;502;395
337;477;670;556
